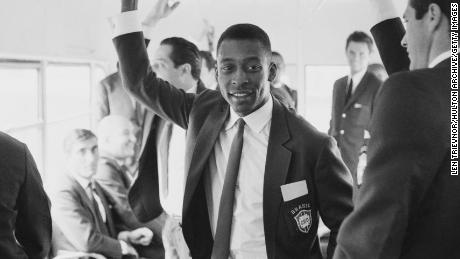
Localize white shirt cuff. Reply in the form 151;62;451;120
109;10;142;38
369;0;399;24
119;240;130;254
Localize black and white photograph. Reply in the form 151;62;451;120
0;0;458;258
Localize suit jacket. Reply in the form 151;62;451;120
50;175;123;259
115;31;353;259
0;132;51;259
95;156;165;238
271;83;298;110
329;72;381;186
334;18;459;259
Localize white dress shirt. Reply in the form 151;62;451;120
428;51;451;68
348;69;367;94
158;85;197;218
73;175;107;223
206;97;273;259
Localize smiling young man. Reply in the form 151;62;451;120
333;0;457;258
111;0;353;258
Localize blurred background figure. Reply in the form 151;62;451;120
270;51;298;110
367;63;388;82
0;132;51;259
95;115;166;259
50;129;150;259
199;50;217;89
329;31;381;193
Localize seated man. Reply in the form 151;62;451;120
95;115;166;259
50;129;152;259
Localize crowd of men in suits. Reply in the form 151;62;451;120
0;0;457;258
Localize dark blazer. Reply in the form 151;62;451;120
329;72;381;186
0;132;51;259
334;18;459;259
115;31;353;259
50;175;123;259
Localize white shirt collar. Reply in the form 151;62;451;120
225;96;273;133
348;69;367;88
72;173;92;191
186;81;198;94
429;51;451;68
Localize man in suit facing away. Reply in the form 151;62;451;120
334;0;458;258
329;31;382;192
112;0;354;258
50;129;153;258
0;132;51;259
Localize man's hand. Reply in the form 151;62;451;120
128;227;154;246
162;217;191;259
119;239;139;257
142;0;180;27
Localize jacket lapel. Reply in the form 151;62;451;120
344;72;371;110
263;99;292;255
182;100;229;216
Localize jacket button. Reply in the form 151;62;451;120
340;130;345;135
342;113;346;118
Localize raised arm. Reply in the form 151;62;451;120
369;0;410;74
112;0;193;129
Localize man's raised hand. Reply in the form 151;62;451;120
143;0;180;27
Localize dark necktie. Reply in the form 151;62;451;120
211;118;245;259
345;78;353;104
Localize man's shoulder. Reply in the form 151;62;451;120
283;107;329;146
333;76;348;88
95;157;122;180
0;131;25;157
99;72;121;90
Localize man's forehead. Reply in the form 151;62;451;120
217;39;268;60
73;138;97;151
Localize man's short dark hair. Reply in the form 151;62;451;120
410;0;450;21
63;129;96;154
199;51;216;71
160;37;201;80
217;23;271;55
345;31;374;52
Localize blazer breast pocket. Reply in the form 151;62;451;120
281;195;314;238
355;103;371;126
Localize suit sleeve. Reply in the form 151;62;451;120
51;190;123;258
371;18;410;74
95;164;164;238
314;137;354;259
113;32;195;129
15;145;52;258
328;81;339;136
333;74;447;259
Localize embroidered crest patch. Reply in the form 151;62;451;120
294;209;312;233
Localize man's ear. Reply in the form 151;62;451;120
268;62;278;82
214;66;219;82
180;63;192;76
427;3;443;31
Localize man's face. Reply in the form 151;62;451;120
152;44;184;89
104;122;138;160
66;137;99;180
216;39;275;117
401;5;431;70
346;41;371;74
